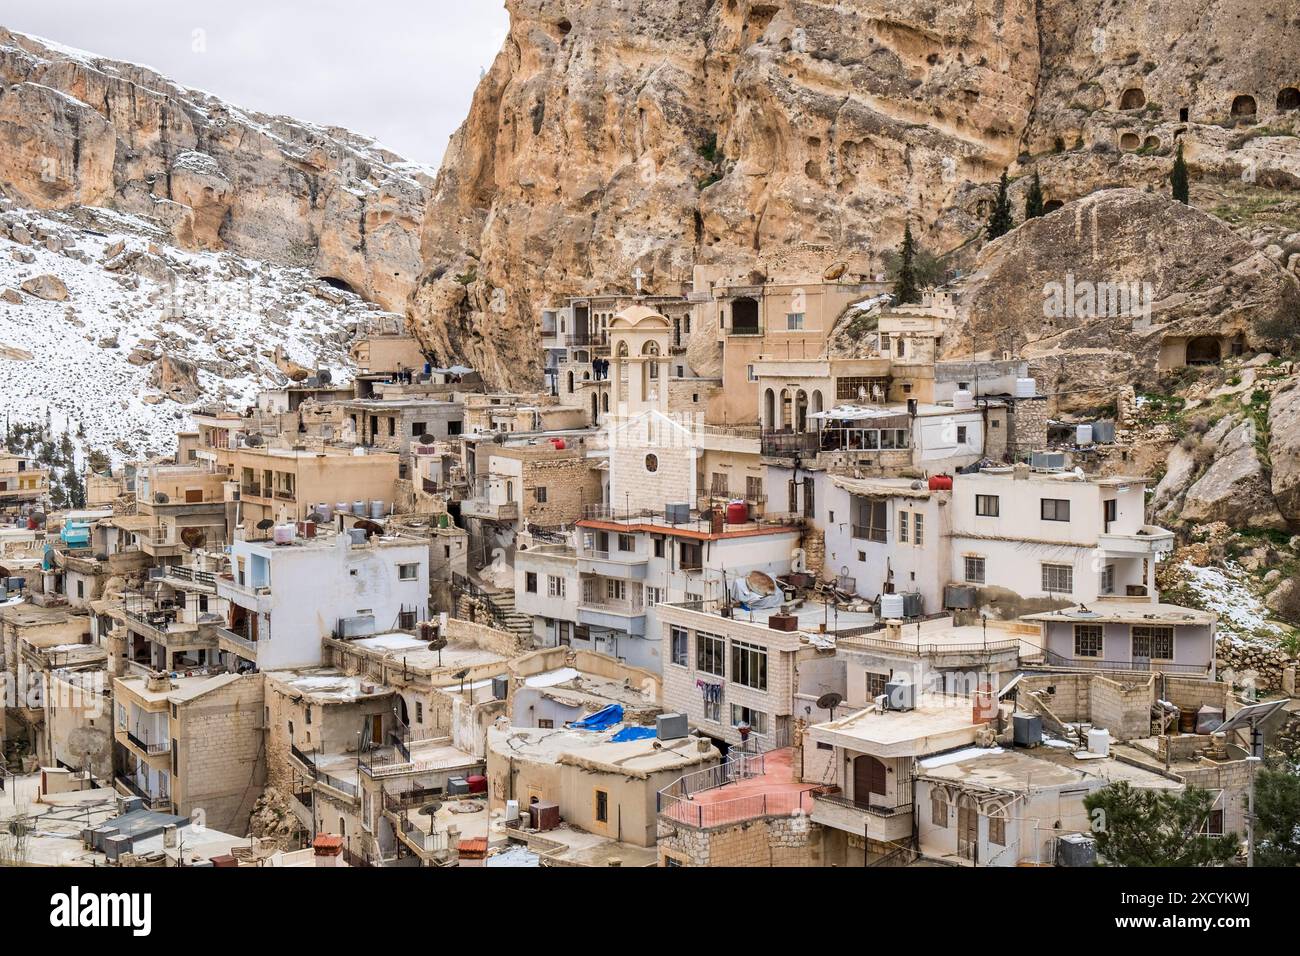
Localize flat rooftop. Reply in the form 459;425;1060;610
488;726;717;778
810;695;990;758
1022;601;1215;626
343;633;509;674
116;670;241;704
519;666;658;713
917;747;1091;790
265;667;392;704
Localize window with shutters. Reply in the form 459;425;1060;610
988;811;1006;846
932;790;948;828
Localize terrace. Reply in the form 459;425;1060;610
657;748;822;830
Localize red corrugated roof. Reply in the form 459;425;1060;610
458;837;488;857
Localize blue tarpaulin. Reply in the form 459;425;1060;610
609;726;657;743
570;704;623;731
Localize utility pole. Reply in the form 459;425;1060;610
1246;755;1261;867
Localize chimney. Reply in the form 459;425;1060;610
162;824;178;849
313;834;344;867
884;619;903;641
1013;462;1030;481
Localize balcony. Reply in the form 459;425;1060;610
576;594;647;636
657;749;820;830
140;527;180;557
123;729;171;757
810;790;914;843
216;626;259;662
459;497;519;523
578;548;649;580
761;431;821;459
116;773;171;811
1098;525;1175;558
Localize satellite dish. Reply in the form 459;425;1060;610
180;527;207;549
256;518;275;531
418;802;443;817
245;434;264;447
418;433;436;445
816;692;845;719
317;369;332;385
306;511;327;524
154;492;169;504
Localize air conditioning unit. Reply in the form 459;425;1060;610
1055;833;1097;867
656;713;688;741
1013;712;1043;747
874;693;890;712
884;679;916;712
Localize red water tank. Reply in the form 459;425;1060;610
549;438;566;450
26;516;37;530
467;774;487;794
928;475;954;491
726;501;749;525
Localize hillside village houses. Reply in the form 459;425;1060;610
0;262;1285;870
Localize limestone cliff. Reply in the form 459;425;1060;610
4;2;1300;390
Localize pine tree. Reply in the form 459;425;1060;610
1024;172;1045;220
985;171;1013;241
894;223;920;305
1083;782;1239;866
1171;143;1190;204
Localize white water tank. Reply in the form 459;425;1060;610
879;593;906;619
1014;377;1037;398
336;502;351;515
272;524;296;545
352;446;367;456
953;389;975;410
1076;424;1094;445
1087;728;1111;756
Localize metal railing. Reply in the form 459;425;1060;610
836;633;1023;657
657;750;822;829
125;730;171;755
761;431;821;458
116;773;170;810
1037;649;1211;676
813;791;912;818
451;573;511;631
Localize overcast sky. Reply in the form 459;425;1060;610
3;1;510;166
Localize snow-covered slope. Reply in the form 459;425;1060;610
0;200;392;463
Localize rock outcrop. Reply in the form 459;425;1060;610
1176;414;1288;530
949;189;1300;414
1268;378;1300;526
19;273;68;300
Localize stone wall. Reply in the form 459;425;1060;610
1088;675;1154;741
176;674;266;836
657;814;824;867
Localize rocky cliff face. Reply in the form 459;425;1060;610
3;3;1300;389
0;29;431;314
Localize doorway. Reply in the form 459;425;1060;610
957;796;978;862
853;755;887;806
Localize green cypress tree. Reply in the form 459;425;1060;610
894;223;919;305
1024;172;1045;220
985;171;1013;240
1171;143;1190;204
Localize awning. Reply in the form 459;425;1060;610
810;404;907;424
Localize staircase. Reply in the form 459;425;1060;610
452;574;534;648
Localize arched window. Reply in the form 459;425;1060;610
617;341;629;358
763;388;776;429
1231;94;1257;118
602;393;610;413
567;371;575;393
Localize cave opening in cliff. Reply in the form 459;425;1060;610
1120;132;1141;151
319;276;358;294
1043;199;1064;213
1186;336;1222;366
1279;87;1300;111
1231;95;1257;118
1120;88;1146;110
